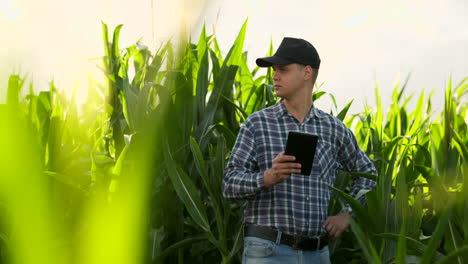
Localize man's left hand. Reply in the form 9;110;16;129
322;212;350;240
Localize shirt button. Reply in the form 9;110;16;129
306;196;310;201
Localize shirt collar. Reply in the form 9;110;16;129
274;100;289;118
274;99;326;120
310;106;326;119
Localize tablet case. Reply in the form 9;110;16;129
284;131;318;175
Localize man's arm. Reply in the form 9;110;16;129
324;126;377;239
223;122;264;200
223;122;301;199
338;126;377;206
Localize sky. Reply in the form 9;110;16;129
1;0;468;113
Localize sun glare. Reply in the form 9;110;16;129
1;0;20;21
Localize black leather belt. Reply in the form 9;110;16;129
244;224;328;251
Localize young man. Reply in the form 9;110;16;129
223;37;377;263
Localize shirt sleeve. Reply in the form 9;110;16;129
338;126;377;207
223;120;267;200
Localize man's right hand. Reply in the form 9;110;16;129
263;152;301;187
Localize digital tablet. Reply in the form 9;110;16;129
284;131;318;175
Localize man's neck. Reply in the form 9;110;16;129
282;95;313;124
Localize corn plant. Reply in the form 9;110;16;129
330;76;468;264
1;19;468;264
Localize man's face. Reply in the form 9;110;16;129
272;63;308;99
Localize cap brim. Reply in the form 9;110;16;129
256;56;293;67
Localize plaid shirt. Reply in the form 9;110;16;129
223;100;377;237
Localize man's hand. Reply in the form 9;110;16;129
263;152;301;187
323;212;350;240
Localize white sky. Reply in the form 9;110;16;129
1;0;467;113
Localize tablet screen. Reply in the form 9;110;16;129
284;131;318;175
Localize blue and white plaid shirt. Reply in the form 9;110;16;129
223;100;377;237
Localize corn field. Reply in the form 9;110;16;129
1;21;468;264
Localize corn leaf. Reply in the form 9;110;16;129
377;233;445;261
327;184;371;228
349;218;382;264
164;141;211;232
7;75;23;108
436;245;468;264
196;48;209;122
419;208;451;264
336;100;353;121
224;18;247;67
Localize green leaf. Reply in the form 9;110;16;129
419;208;452;264
377;233;445;261
395;167;408;264
365;190;384;234
312;91;326;101
196;48;209;121
408;90;426;135
228;223;244;260
436;245;468;264
112;144;129;177
112;24;124;59
224;18;248;67
101;21;110;59
328;171;353;215
348;172;378;182
221;94;249;120
195;64;238;151
327;185;371;228
209;48;221;84
447;219;464;264
374;84;383;139
328;92;338;109
336;100;354;121
189;137;211;196
7;75;24;108
196;25;208;62
414;164;436;183
119;85;135;131
157;234;208;260
349;218;382;264
164;141;211;232
44;171;89;194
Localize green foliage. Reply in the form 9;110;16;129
331;75;468;264
0;20;468;264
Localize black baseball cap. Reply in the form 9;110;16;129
256;37;321;69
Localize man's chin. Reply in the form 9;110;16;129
275;91;286;98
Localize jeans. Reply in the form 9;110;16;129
242;236;331;264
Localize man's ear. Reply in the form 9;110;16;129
303;65;313;81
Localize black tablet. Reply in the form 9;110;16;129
284;131;318;175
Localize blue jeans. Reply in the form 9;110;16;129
242;236;331;264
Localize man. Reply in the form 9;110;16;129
223;37;377;263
